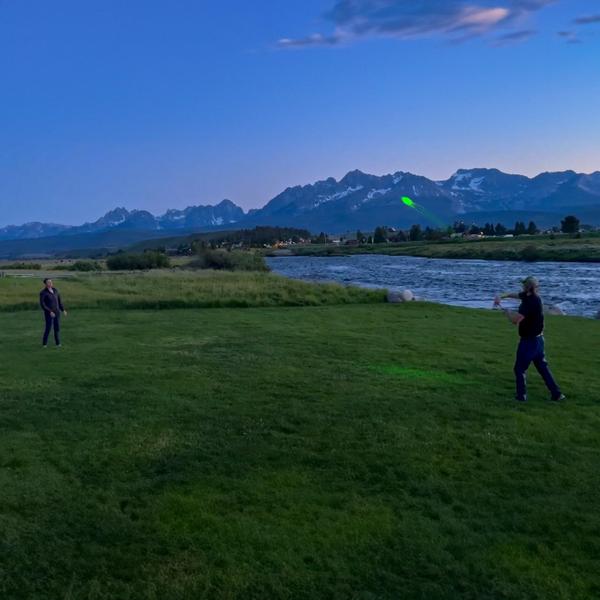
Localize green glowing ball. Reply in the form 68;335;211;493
401;196;414;207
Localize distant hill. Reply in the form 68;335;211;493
0;229;185;259
0;199;246;258
1;167;599;257
0;200;245;242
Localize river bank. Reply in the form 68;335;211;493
285;234;600;263
267;254;600;318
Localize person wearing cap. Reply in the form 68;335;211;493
494;276;565;402
40;278;67;347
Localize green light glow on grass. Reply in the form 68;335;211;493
372;365;467;384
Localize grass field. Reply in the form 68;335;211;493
290;234;600;262
1;275;600;599
0;271;385;312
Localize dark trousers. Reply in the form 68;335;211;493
43;313;60;346
514;336;561;400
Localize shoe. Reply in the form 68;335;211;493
515;396;527;402
551;393;566;402
42;345;48;348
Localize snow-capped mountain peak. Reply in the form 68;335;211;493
3;167;600;244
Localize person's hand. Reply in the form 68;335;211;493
50;311;56;318
63;310;68;317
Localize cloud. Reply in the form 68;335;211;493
574;14;600;25
277;33;342;48
557;30;581;44
492;28;537;45
557;31;581;44
558;12;600;44
277;0;555;48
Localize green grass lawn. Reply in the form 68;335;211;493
1;293;600;598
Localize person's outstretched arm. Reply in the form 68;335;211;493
494;295;525;325
502;306;524;325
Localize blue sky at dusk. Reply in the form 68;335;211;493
1;0;599;226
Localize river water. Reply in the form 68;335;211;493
267;255;600;318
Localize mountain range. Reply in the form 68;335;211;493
1;168;599;257
0;199;244;241
241;168;600;232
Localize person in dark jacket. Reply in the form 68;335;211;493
494;276;565;402
40;278;67;347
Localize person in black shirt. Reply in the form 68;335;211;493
40;278;67;347
494;276;565;402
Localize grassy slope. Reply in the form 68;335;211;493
290;235;600;262
1;296;600;599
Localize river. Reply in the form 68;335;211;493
267;255;600;318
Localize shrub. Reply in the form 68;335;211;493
189;249;269;272
520;245;541;262
0;262;42;270
53;261;104;272
106;252;170;271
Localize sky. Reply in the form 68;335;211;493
1;0;599;226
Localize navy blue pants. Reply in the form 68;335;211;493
514;336;561;401
43;313;60;346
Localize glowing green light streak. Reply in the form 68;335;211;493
400;196;447;228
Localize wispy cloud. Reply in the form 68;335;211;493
277;0;556;48
557;30;581;44
278;33;342;48
492;28;537;46
557;12;600;44
574;14;600;26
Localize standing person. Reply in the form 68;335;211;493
40;278;67;347
494;276;565;402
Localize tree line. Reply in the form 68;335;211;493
348;215;582;244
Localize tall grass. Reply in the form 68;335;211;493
0;261;43;269
106;251;170;270
188;248;270;272
0;270;386;311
